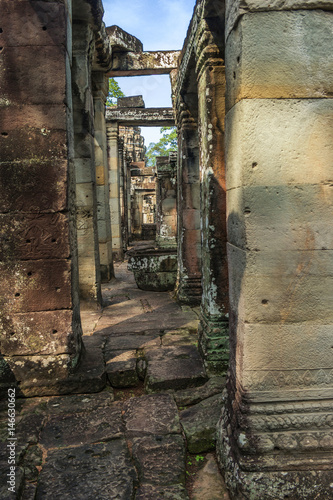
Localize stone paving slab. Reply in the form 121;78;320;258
192;453;230;500
36;440;138;500
46;391;114;414
132;434;186;486
173;376;226;407
105;334;160;351
105;350;139;387
124;394;181;436
40;404;123;449
144;346;207;392
135;483;189;499
180;394;223;453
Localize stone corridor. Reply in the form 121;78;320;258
0;259;229;499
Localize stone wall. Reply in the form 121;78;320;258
217;1;333;497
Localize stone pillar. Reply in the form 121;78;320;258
0;0;82;394
175;106;202;305
196;26;228;374
73;22;102;309
107;123;123;261
218;5;333;498
127;163;132;241
92;72;114;282
118;137;128;251
155;154;177;249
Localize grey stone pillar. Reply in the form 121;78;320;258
156;155;177;249
73;22;102;309
196;24;228;374
107;123;123;261
218;5;333;498
92;72;114;282
175;106;202;305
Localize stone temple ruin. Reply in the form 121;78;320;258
0;0;333;498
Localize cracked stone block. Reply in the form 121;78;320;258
124;394;181;436
40;404;124;449
105;350;139;388
180;394;223;453
144;346;207;392
174;377;226;407
36;440;138;500
132;434;186;486
192;453;230;500
136;483;189;499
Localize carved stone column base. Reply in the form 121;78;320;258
198;310;229;375
217;380;333;499
175;274;202;306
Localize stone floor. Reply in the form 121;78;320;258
0;261;230;499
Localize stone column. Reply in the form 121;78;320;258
107;123;123;261
127;162;132;241
0;0;82;394
72;22;102;309
118;137;128;251
218;5;333;498
92;72;114;282
196;25;228;375
175;106;202;305
155;155;177;249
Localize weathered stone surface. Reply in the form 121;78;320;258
0;310;76;356
0;462;24;500
105;335;160;351
226;10;333;110
0;260;72;313
145;346;207;392
105;350;139;388
118;95;145;108
40;404;123;449
161;329;198;347
174;376;225;407
132;435;186;486
225;0;333;39
46;392;114;415
136;483;189;499
192;453;229;500
106;25;143;52
109;50;180;76
36;440;138;500
124;394;181;436
21;482;37;500
180;394;222;453
0;160;68;213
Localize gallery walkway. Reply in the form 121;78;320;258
0;261;229;499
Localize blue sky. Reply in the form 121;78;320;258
102;0;196;145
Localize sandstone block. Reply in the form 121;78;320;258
0;160;68;213
0;46;67;105
105;350;139;388
0;0;68;47
226;99;333;190
36;440;138;500
226;10;333;110
132;435;186;486
123;394;181;436
0;310;76;356
135;484;189;499
0;260;72;313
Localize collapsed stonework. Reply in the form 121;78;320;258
0;0;332;498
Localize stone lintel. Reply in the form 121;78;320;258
108;51;181;76
106;107;175;127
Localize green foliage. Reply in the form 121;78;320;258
146;127;177;167
195;455;205;463
106;78;125;107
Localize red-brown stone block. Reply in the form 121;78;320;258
0;260;72;313
0;160;68;212
0;213;70;260
0;310;76;356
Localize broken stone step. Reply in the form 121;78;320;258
173;376;226;407
180;394;223;453
105;350;139;388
